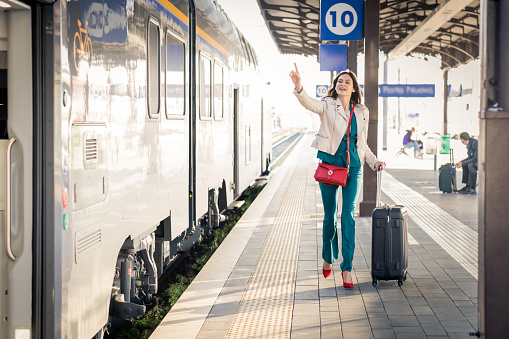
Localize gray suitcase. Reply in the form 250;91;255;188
371;169;408;286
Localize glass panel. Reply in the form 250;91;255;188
214;63;223;119
148;21;160;117
199;54;211;118
165;33;185;116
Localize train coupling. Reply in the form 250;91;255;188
111;294;146;320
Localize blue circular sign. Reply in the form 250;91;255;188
316;85;328;98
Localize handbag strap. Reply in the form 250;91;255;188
346;104;355;173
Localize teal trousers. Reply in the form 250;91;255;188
319;166;362;272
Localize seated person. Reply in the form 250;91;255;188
456;132;478;194
403;127;422;158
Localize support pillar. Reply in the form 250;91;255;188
397;68;401;134
347;41;357;74
359;0;379;217
383;58;388;151
443;69;449;135
478;0;509;337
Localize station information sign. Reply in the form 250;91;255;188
319;44;347;72
316;85;329;98
320;0;364;41
379;84;435;97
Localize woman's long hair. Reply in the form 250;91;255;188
326;70;362;105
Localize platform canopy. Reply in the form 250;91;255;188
256;0;479;69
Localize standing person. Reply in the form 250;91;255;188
403;127;421;157
289;64;386;288
456;132;478;194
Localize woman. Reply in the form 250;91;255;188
290;63;386;288
403;127;421;158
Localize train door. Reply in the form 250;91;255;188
0;4;34;338
189;0;197;232
233;86;240;198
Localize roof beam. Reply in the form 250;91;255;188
387;0;474;60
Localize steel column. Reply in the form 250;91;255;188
359;0;379;216
382;58;388;151
478;0;509;337
397;68;401;134
443;69;448;135
347;41;357;74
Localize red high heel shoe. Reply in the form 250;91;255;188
322;262;332;278
341;271;354;288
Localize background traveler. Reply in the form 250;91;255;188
456;132;478;194
403;127;422;158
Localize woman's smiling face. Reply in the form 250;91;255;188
335;73;355;98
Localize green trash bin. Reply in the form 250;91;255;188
440;135;450;154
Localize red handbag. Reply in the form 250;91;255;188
314;104;355;186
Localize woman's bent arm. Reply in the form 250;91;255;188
293;88;327;115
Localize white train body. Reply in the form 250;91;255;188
0;0;271;337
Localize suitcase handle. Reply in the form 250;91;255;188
376;166;382;208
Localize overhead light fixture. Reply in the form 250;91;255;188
0;1;11;8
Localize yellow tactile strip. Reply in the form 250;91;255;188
226;165;306;338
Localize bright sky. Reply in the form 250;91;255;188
216;0;479;136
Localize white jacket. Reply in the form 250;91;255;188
294;88;378;170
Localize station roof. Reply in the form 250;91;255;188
256;0;480;69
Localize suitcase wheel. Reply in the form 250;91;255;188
372;278;377;287
398;279;403;287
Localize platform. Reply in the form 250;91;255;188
150;132;478;339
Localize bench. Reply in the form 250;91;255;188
395;146;411;157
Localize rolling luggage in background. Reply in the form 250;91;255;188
439;149;457;193
371;168;408;287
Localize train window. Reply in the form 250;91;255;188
199;52;212;119
214;62;224;120
147;19;160;118
245;125;251;164
165;31;185;118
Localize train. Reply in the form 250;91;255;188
0;0;271;337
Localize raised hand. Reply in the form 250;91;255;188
289;62;303;93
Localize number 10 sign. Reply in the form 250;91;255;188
320;0;364;41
